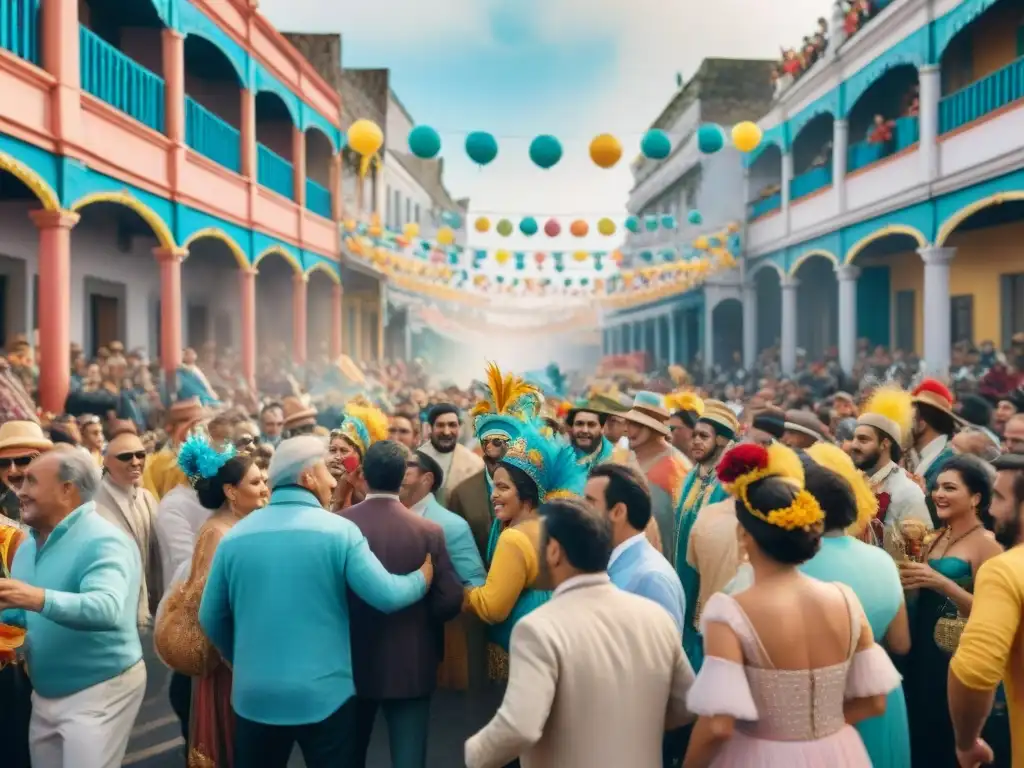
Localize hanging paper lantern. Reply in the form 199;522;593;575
442;211;463;228
597;218;616;236
570;220;589;238
661;215;676;230
555;263;565;273
644;215;658;232
495;249;511;265
403;222;419;239
497;219;514;237
437;227;455;246
640;129;671;160
408;125;441;159
624;216;640;234
660;249;676;261
694;235;710;249
534;252;546;265
529;135;563;169
731;121;763;153
348;119;384;157
589;134;622;168
697;124;725;154
465;131;499;165
544;219;561;237
474;217;491;233
687;210;703;225
572;250;589;262
519;217;538;236
640;250;654;262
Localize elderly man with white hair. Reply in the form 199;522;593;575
0;448;145;768
198;435;436;766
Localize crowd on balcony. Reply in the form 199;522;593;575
771;17;830;92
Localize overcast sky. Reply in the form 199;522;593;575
260;0;834;255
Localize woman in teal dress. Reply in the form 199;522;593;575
898;455;1009;768
799;445;911;768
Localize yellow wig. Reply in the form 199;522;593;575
861;386;914;448
339;401;390;457
806;442;878;537
665;391;705;416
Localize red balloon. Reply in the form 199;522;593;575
544;219;561;237
534;252;546;264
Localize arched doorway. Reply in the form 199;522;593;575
793;255;838;362
846;64;921;173
712;297;743;368
753;264;782;356
181;235;245;383
306;266;337;367
304;128;335;218
254;92;296;200
255;250;298;369
747;144;783;220
183;34;245;172
790;113;834;201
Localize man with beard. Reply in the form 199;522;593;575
851;386;931;546
949;453;1024;768
418;404;483;507
567;401;627;469
448;419;508;561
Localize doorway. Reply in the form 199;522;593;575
90;294;120;355
187;303;209;349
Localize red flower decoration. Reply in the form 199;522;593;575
717;443;769;484
876;492;891;522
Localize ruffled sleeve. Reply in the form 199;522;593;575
845;644;902;699
686;656;758;720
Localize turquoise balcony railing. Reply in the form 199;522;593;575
790;164;832;201
892;115;920;152
847;115;919;173
184;96;241;173
79;26;165;133
847;140;886;173
305;179;331;218
257;144;293;199
748;192;781;221
939;55;1024;135
0;0;39;65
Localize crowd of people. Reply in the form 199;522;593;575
0;335;1023;767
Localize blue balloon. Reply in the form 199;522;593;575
625;216;640;233
408;125;441;159
687;209;703;225
640;129;672;160
529;135;563;169
697;124;724;154
640;250;654;262
442;211;463;228
661;215;676;230
466;131;499;165
520;217;539;236
660;248;676;261
644;215;659;232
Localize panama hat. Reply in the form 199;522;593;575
622;391;671;436
0;421;53;455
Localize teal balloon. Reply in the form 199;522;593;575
529;135;563;169
697;124;724;154
442;211;463;228
640;250;654;262
465;131;498;165
519;217;538;236
644;215;659;232
640;129;671;160
661;215;676;230
688;209;703;225
625;216;640;233
660;249;676;261
408;125;441;159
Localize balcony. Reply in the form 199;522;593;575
257;143;293;200
847;116;919;174
790;165;832;201
748;192;781;221
940;55;1024;135
79;26;165;134
0;0;38;65
185;96;241;174
306;179;331;218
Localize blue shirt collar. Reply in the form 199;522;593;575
269;486;325;509
34;501;94;552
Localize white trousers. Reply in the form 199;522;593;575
29;660;147;768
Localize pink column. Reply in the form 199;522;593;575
153;247;187;382
240;89;256;179
239;268;257;387
162;29;185;142
292;126;306;206
331;282;343;359
30;210;79;414
41;0;81;147
292;273;308;366
330;153;343;221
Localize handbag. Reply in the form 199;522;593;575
153;534;219;677
933;598;966;654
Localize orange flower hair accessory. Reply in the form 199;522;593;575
0;623;25;668
717;442;823;532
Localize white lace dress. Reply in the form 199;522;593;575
686;586;901;766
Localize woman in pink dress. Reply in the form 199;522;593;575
683;442;902;768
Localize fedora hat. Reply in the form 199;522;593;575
784;410;830;443
0;420;53;455
566;399;611;426
282;396;318;432
622;391;671;437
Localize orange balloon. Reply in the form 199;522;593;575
570;220;589;237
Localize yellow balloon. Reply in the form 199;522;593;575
475;217;491;233
597;217;616;236
694;236;709;249
437;227;455;246
368;224;382;238
572;250;589;262
348;119;384;156
344;219;357;233
495;249;511;265
404;222;420;238
731;121;763;153
589;134;622;169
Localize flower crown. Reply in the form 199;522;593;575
177;432;235;483
717;443;823;532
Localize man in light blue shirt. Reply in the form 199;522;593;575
0;449;145;768
199;435;434;766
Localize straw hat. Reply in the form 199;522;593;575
0;421;53;455
622;391;671;436
698;400;740;439
282;396;318;432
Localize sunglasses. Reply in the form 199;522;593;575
0;456;34;470
235;435;255;449
483;438;508;448
115;451;147;462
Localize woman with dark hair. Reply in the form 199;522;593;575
799;443;910;768
683;442;901;767
154;436;268;767
327;401;388;512
899;453;1008;767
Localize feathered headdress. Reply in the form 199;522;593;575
177;432;236;483
472;362;543;440
806;442;878;537
339;400;389;457
717;442;823;531
501;417;587;503
858;386;913;448
664;390;705;416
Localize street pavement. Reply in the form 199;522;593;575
125;638;504;767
